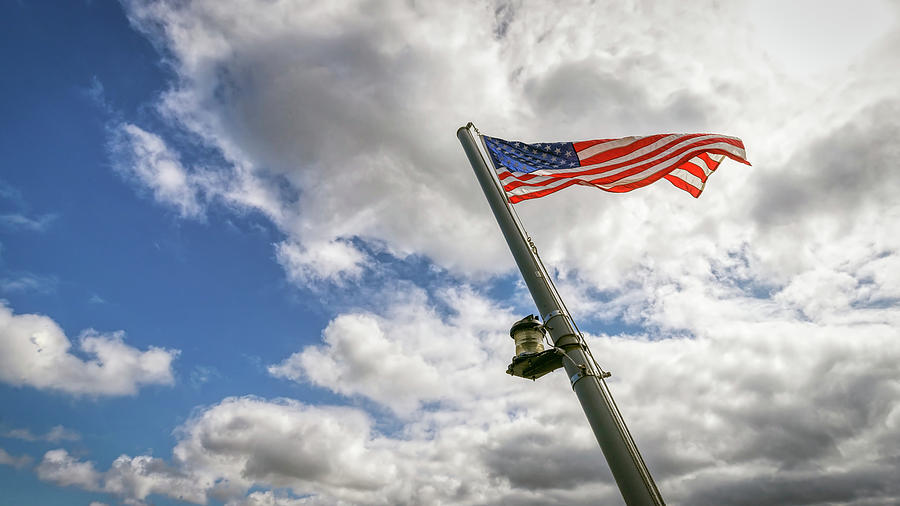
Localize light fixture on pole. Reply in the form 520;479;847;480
506;315;563;381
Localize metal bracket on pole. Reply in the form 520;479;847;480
569;368;590;389
542;309;568;325
541;310;582;348
568;365;612;389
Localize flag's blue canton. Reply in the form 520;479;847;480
483;136;579;174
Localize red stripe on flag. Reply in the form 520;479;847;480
680;161;707;182
697;153;725;176
663;174;702;197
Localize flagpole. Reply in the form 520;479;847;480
457;123;665;505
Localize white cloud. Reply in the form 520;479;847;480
0;302;179;396
274;239;366;285
173;397;390;499
104;454;207;504
36;449;103;491
268;285;511;416
35;449;206;504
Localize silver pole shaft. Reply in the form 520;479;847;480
458;125;664;505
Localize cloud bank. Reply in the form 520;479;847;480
32;284;900;504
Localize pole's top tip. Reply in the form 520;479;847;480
457;123;477;136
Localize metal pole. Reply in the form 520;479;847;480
458;124;664;505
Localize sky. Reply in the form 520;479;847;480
1;1;899;505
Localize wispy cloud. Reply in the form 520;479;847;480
4;425;80;443
0;180;25;206
0;213;57;232
0;273;58;295
108;124;205;219
0;447;33;469
0;180;56;232
88;293;107;304
188;365;221;389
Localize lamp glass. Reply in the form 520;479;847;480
513;328;545;356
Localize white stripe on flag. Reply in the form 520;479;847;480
574;135;647;160
666;167;703;191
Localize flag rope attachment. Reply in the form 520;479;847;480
471;123;661;501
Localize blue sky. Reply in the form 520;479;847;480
2;1;900;505
0;3;338;503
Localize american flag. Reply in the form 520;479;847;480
482;133;750;203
